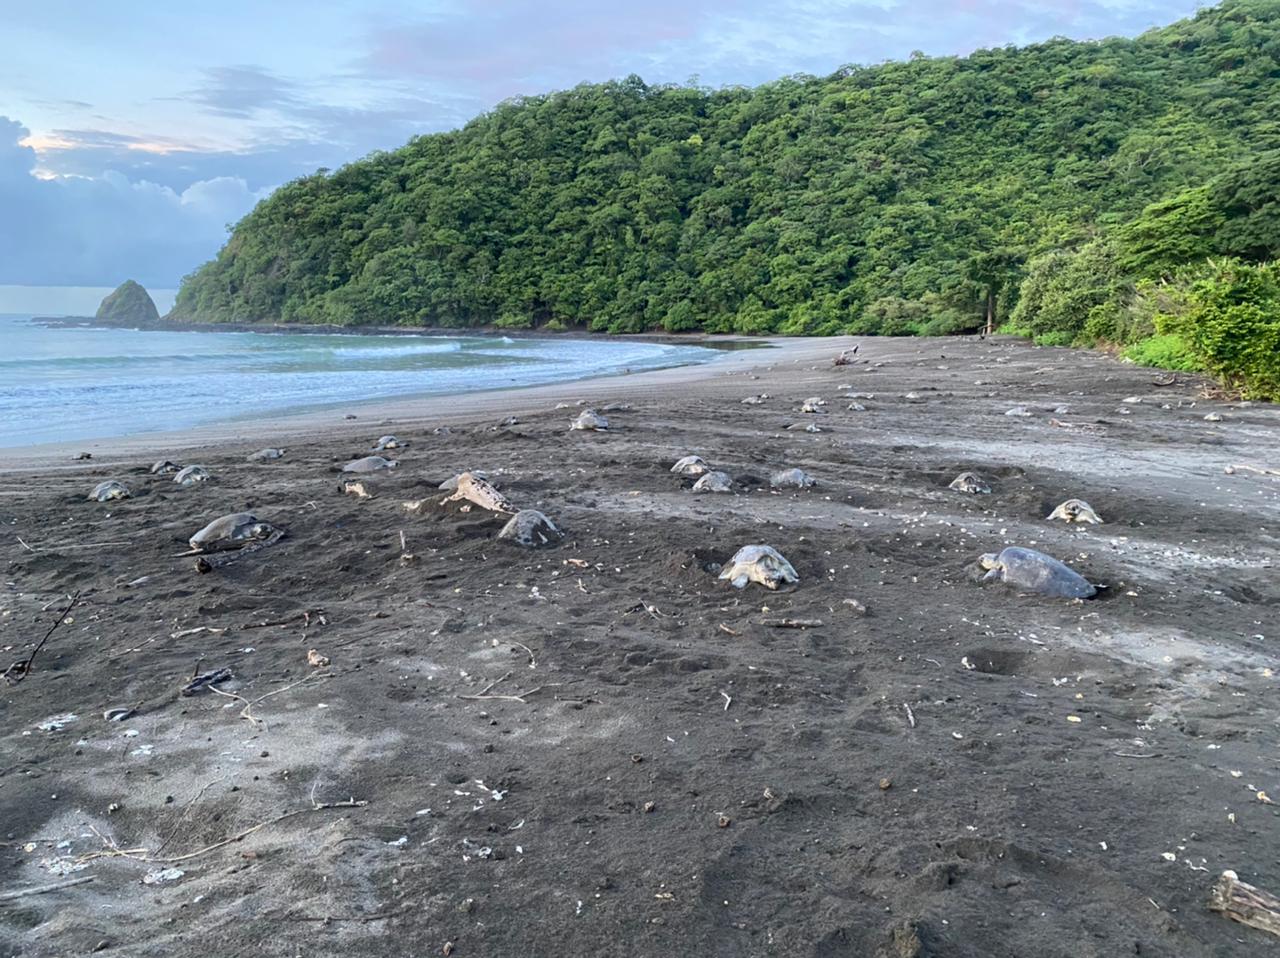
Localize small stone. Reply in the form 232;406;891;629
643;801;656;813
717;814;732;828
878;778;892;790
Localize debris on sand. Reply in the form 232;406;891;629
719;545;799;590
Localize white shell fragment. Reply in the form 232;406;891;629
719;545;799;590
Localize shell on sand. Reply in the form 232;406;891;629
343;456;398;474
671;455;710;477
173;465;211;485
719;545;799;590
570;410;609;431
248;447;286;462
692;471;733;493
770;467;815;489
189;512;276;552
89;480;130;502
948;472;990;494
979;546;1095;599
1046;498;1102;524
498;509;562;547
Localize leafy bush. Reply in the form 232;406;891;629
1154;259;1280;398
1121;334;1200;370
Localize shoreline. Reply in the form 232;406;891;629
0;334;846;469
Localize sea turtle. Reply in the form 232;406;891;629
341;479;376;499
498;509;562;547
1204;412;1223;422
571;409;609;431
692;471;733;493
442;471;515;513
1047;498;1102;524
247;447;286;462
799;397;827;414
671;455;711;477
189;513;277;553
847;402;866;412
1005;406;1032;417
948;472;990;494
718;545;799;590
374;435;403;451
438;470;490;491
89;480;130;502
978;546;1096;599
173;465;211;485
833;345;859;366
342;455;397;474
740;394;769;405
770;468;815;489
151;460;181;475
786;422;822;432
903;392;925;403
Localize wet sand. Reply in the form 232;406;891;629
2;335;1279;957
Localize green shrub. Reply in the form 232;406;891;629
1121;334;1200;371
1033;330;1075;347
496;311;533;329
1154;259;1280;398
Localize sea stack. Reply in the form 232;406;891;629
95;280;160;324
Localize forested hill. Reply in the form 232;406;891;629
171;0;1280;347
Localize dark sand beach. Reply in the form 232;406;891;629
2;335;1278;957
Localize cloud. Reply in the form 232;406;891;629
186;65;302;119
0;116;270;288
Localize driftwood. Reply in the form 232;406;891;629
1209;870;1280;939
760;618;824;629
0;875;95;901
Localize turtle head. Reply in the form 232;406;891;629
249;522;275;540
978;553;1003;580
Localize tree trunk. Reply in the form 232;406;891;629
985;288;995;336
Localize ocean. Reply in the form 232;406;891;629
0;314;717;448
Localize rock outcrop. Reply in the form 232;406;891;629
95;280;160;325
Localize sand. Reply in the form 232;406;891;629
2;334;1279;957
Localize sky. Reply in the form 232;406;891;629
1;0;1206;291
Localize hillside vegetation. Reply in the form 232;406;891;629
171;0;1280;395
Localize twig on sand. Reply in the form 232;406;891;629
280;911;402;923
207;670;330;728
3;590;80;685
0;876;95;901
457;670;556;704
16;536;36;553
494;639;537;668
83;797;367;866
718;623;741;636
1113;751;1159;759
760;618;824;629
903;703;917;728
154;779;224;854
720;690;732;711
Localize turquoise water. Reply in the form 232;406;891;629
0;315;717;448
